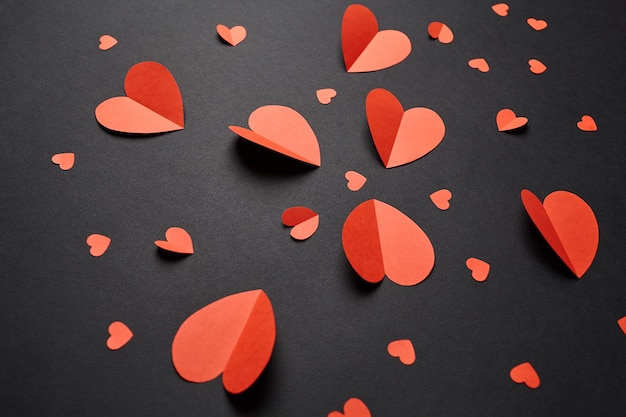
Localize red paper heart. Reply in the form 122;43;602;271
466;257;490;282
345;170;367;191
496;109;528;132
216;24;247;46
342;199;435;286
527;18;548;31
366;88;445;168
316;88;337;105
51;153;75;170
528;58;547;74
618;317;626;335
172;289;276;394
341;4;411;73
577;115;597;132
99;35;118;50
328;398;371;417
95;61;184;134
107;321;133;350
282;207;319;240
387;339;415;365
430;189;452;210
229;105;321;166
510;362;540;389
86;234;111;257
468;58;490;73
427;22;454;44
154;227;194;254
521;189;599;278
491;3;509;16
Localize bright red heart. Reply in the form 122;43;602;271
95;61;184;134
466;257;490;282
341;4;411;73
577;115;597;132
86;234;111;257
528;58;547;74
51;153;75;170
496;109;528;132
430;189;452;210
154;227;194;254
510;362;540;389
172;289;276;394
521;189;599;278
366;88;445;168
428;22;454;44
328;398;371;417
527;18;548;31
491;3;509;16
107;321;133;350
282;207;319;240
216;24;247;46
387;339;415;365
468;58;490;73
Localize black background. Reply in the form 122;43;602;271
2;0;625;416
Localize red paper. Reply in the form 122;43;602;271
491;3;509;16
466;257;490;282
86;234;111;257
328;398;371;417
577;115;597;132
216;25;247;46
618;317;626;335
430;189;452;210
342;199;435;286
427;22;454;44
527;18;548;31
345;170;367;191
316;88;337;105
282;207;319;240
51;153;75;170
387;339;415;365
154;227;194;254
510;362;540;389
496;109;528;132
366;88;445;168
172;289;276;394
107;321;133;350
528;59;547;74
468;58;490;73
99;35;117;50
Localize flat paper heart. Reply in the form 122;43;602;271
342;199;435;286
521;189;599;278
366;88;445;168
492;3;509;16
527;18;548;31
154;227;194;254
95;61;184;134
316;88;337;105
468;58;490;73
510;362;540;389
99;35;118;50
427;22;454;44
229;105;321;166
466;257;490;282
345;170;367;191
528;58;547;74
341;4;411;73
86;234;111;257
216;24;247;46
172;289;276;394
51;153;75;170
430;189;452;210
387;339;415;365
577;115;597;132
496;109;528;132
282;207;319;240
328;398;371;417
107;321;133;350
618;317;626;335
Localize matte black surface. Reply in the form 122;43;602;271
1;1;625;416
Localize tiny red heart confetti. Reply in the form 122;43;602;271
387;339;415;365
99;35;117;50
468;58;489;73
317;88;337;105
496;109;528;132
345;171;367;191
618;317;626;335
528;59;547;74
430;189;452;210
86;234;111;257
466;258;490;282
328;398;371;417
107;321;133;350
527;18;548;31
51;153;74;170
154;227;194;254
577;115;597;132
510;362;540;389
491;3;509;16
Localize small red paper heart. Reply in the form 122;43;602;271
345;171;367;191
496;109;528;132
107;321;133;350
316;88;337;105
618;317;626;335
528;58;547;74
99;35;118;50
216;24;247;46
282;207;319;240
577;115;597;132
427;22;454;44
154;227;194;254
430;189;452;210
387;339;415;365
86;234;111;257
468;58;489;73
328;398;371;417
51;153;75;170
527;18;548;31
492;3;509;16
510;362;540;389
466;257;490;282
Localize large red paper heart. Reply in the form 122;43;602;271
328;398;371;417
366;88;445;168
95;61;184;134
341;4;411;73
521;189;599;278
154;227;194;254
342;199;435;286
171;289;275;394
229;105;321;166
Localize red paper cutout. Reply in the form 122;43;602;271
496;109;528;132
510;362;540;389
342;199;435;286
577;115;597;132
328;398;371;417
51;153;75;170
618;317;626;335
466;258;490;282
282;207;319;240
468;58;490;73
528;58;547;74
86;234;111;257
527;18;548;31
427;22;454;44
107;321;133;350
95;61;184;134
387;339;415;365
345;170;367;191
172;289;276;394
154;227;194;254
216;25;247;46
99;35;118;50
366;88;445;168
317;88;337;105
341;4;411;73
491;3;509;16
521;189;599;278
430;189;452;210
229;105;321;166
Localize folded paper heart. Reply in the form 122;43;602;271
328;398;371;417
527;18;548;31
466;257;490;282
282;207;319;240
492;3;509;16
510;362;540;389
366;88;445;168
430;189;452;210
86;234;111;257
387;339;415;365
216;24;247;46
577;115;597;132
428;22;454;44
345;170;367;191
51;153;75;170
99;35;118;50
521;189;598;278
107;321;133;350
341;4;411;73
342;199;435;286
316;88;337;105
468;58;489;73
229;105;321;166
528;58;547;74
95;61;184;134
496;109;528;132
154;227;194;254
